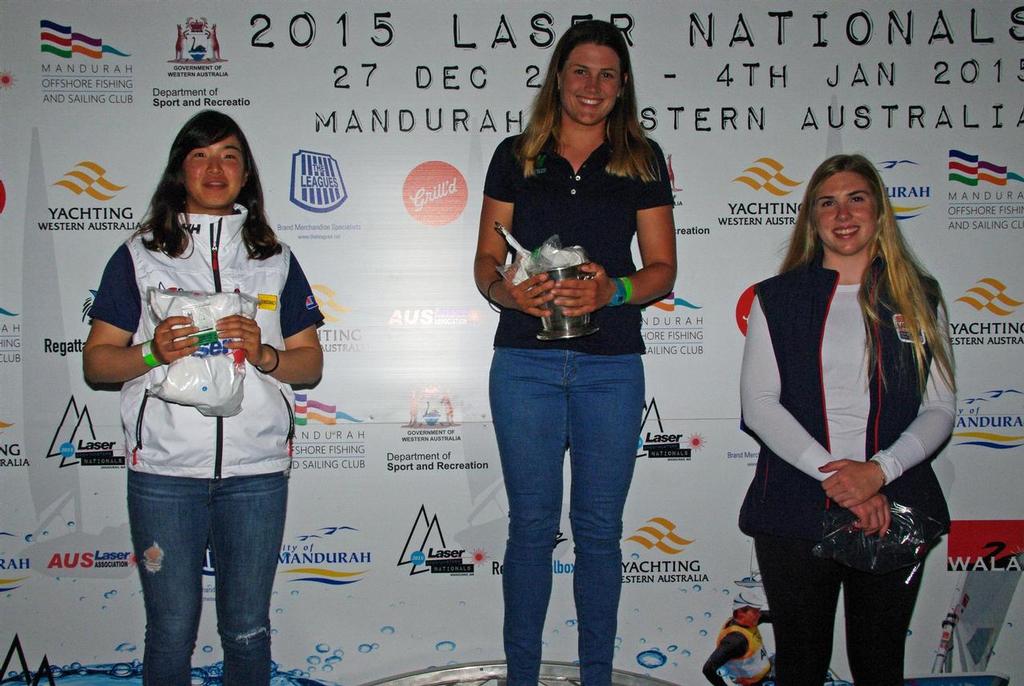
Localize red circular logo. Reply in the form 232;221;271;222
735;284;757;336
402;161;468;226
0;179;6;215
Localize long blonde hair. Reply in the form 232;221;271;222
781;154;955;395
515;20;658;182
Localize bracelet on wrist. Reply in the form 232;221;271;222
869;456;889;486
255;344;280;374
141;339;162;368
609;276;633;307
485;277;503;313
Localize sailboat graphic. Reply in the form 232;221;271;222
905;552;1021;685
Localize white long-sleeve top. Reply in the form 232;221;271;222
741;285;955;484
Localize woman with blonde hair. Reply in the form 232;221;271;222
738;153;955;684
474;19;676;686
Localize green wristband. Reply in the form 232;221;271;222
141;339;161;368
620;276;634;304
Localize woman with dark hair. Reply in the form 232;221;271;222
473;20;676;685
83;110;323;685
739;153;955;684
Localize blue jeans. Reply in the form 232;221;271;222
490;348;644;686
127;469;288;686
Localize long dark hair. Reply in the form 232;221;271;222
516;19;657;181
138;110;280;259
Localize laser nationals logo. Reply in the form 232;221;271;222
402;161;467;226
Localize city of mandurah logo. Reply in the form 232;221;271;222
403;161;468;226
622;516;709;585
642;291;704;357
278;525;370;587
717;157;802;230
947;520;1024;571
39;20;134;106
290;150;347;213
950;277;1024;348
953;388;1024;451
46;397;123;468
0;530;31;591
397;505;479;576
877;158;930;221
290;393;366;471
947;149;1024;232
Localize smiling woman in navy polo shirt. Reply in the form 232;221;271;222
473;20;676;686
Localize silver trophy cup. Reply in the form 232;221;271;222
536;263;600;340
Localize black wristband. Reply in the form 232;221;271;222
485;277;504;313
255;344;280;374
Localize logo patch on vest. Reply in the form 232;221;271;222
258;294;278;311
892;313;924;343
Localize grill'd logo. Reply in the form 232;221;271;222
403;161;467;226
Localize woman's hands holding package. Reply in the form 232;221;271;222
218;314;272;367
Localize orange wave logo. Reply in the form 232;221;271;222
53;161;125;201
733;158;802;196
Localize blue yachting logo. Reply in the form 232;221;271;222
290;150;347;213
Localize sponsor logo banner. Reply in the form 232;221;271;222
947;520;1024;571
950;278;1024;347
623;516;709;585
397;505;481;576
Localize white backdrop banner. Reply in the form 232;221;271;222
1;2;1022;684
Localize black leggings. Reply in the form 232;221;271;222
754;534;924;686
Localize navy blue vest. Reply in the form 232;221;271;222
739;261;949;541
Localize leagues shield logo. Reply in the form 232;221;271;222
290;150;347;213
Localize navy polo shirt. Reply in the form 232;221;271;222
90;243;323;338
483;135;672;354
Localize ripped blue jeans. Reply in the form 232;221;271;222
127;469;288;685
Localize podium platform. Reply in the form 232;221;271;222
359;661;681;686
